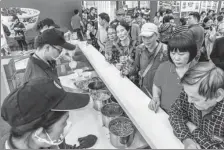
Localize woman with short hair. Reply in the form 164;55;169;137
149;32;198;113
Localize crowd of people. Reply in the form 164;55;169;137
1;6;224;149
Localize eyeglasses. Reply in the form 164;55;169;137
51;45;63;54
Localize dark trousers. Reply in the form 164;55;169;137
17;39;28;51
73;28;84;41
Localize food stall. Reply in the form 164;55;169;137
59;41;184;149
2;38;184;148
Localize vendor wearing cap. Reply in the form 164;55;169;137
23;28;79;92
110;8;126;26
35;18;60;47
36;18;60;34
0;77;97;149
128;23;168;96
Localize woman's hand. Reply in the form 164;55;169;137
183;138;201;149
148;97;160;113
186;122;198;133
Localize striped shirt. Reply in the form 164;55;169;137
172;25;189;37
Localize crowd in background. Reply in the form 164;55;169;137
69;7;224;149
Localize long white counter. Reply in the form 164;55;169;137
59;73;148;149
76;41;184;149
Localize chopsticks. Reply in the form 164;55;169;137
143;86;153;99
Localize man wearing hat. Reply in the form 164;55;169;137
36;18;60;33
110;8;126;26
23;28;82;92
34;18;60;48
129;23;168;96
0;77;97;149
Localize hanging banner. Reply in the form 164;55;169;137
181;1;200;12
157;1;180;13
200;1;219;13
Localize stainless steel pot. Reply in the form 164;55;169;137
101;103;123;128
91;90;111;111
109;117;135;148
88;81;106;91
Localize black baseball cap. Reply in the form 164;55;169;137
41;18;60;28
11;15;19;21
1;78;90;128
40;28;76;50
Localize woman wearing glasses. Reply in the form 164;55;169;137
104;24;118;60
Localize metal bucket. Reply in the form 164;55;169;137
91;90;111;111
88;81;106;91
109;117;135;148
101;103;123;128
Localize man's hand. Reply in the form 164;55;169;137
148;97;160;113
69;61;78;70
183;138;201;149
186;122;197;133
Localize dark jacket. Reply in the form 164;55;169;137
188;24;204;51
210;37;224;70
3;24;11;37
